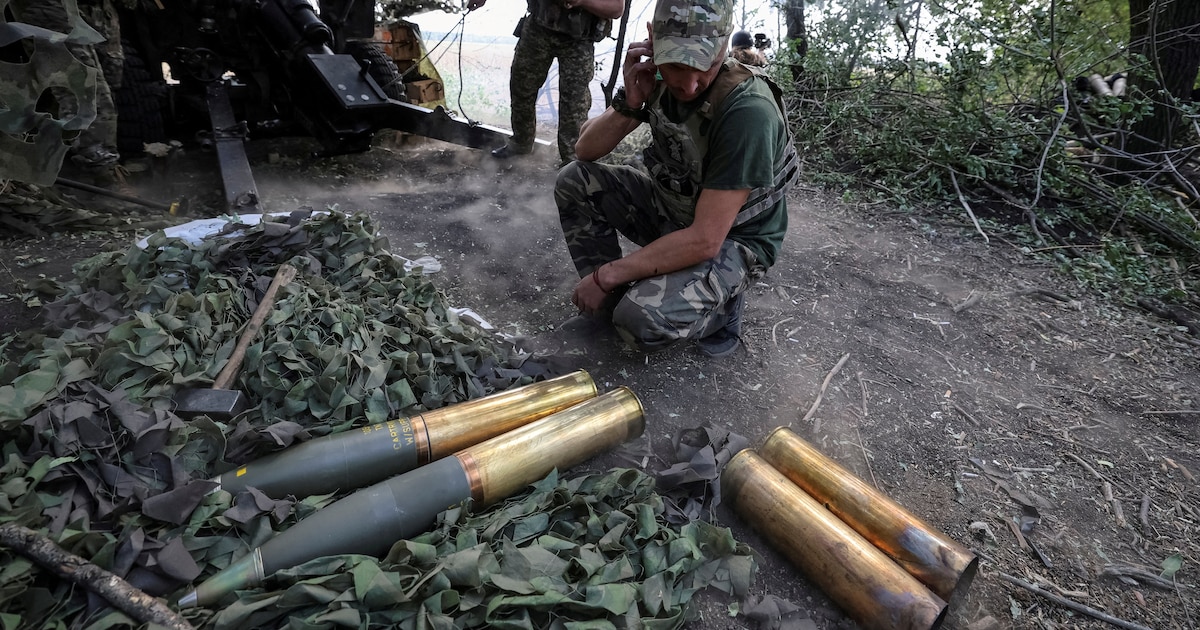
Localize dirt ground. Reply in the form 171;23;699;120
2;136;1198;630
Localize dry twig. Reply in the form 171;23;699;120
772;316;793;346
800;353;851;425
952;289;985;313
950;402;982;426
999;572;1154;630
0;523;195;630
856;371;868;419
949;168;990;243
1103;481;1128;529
1065;452;1104;480
854;422;878;490
1100;564;1191;591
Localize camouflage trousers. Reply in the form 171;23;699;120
508;20;594;163
555;160;765;353
79;0;123;90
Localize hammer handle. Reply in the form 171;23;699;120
212;264;298;390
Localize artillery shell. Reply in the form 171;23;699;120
179;387;644;608
214;370;597;498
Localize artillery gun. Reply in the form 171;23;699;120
116;0;508;212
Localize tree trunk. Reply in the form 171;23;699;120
784;0;807;84
1127;0;1200;154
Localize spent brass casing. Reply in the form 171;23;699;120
179;387;643;608
758;427;978;606
456;386;645;505
723;450;947;630
213;370;597;498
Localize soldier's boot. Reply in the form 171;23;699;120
491;144;534;159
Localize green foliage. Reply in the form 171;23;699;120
783;0;1200;304
206;469;755;629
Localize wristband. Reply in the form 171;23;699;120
592;266;611;294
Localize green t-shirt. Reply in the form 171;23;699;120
659;77;790;268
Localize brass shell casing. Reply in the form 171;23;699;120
723;450;947;630
213;370;597;498
759;427;978;606
422;370;598;460
180;380;632;610
456;387;645;506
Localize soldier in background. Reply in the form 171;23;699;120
479;0;624;166
729;30;766;67
10;0;122;173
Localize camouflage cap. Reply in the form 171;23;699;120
652;0;733;71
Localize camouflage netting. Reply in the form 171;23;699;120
0;211;756;629
0;181;186;236
0;0;101;186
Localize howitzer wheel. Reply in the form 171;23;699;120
344;41;408;102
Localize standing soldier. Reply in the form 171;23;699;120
478;0;624;166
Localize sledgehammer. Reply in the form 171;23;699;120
173;263;298;418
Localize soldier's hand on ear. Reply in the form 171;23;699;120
622;34;656;108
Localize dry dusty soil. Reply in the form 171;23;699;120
2;136;1198;630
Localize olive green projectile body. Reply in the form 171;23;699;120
179;387;644;608
213;370;597;498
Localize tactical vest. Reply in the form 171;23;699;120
642;59;800;231
526;0;610;42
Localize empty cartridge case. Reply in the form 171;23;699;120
178;386;644;608
723;450;947;630
213;370;598;497
758;427;978;606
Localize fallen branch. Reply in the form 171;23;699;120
1135;296;1200;336
1100;564;1191;591
1012;287;1076;306
999;572;1154;630
1169;333;1200;348
800;353;851;425
0;523;194;630
980;180;1087;258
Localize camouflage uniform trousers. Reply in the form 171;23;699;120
79;0;123;90
555;160;765;353
508;19;594;163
